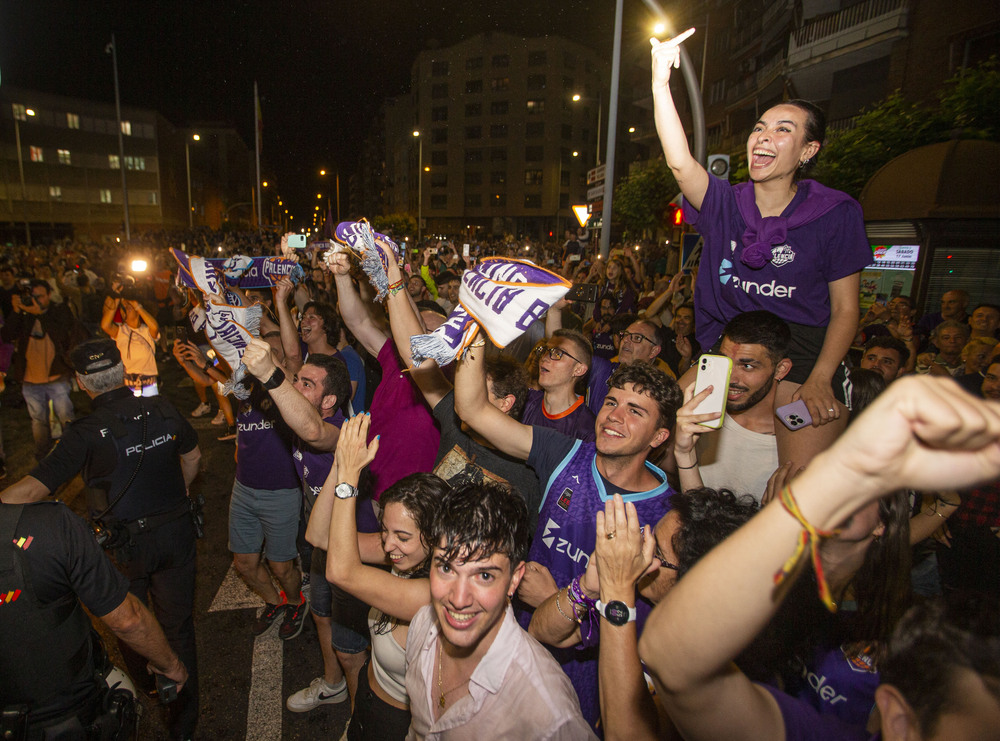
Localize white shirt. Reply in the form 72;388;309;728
405;604;596;741
697;413;779;503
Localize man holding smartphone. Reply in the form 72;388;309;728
674;310;792;503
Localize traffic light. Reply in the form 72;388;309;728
668;203;683;227
708;154;730;181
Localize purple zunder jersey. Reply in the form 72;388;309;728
522;428;674;732
685;175;871;351
763;684;876;741
292;412;345;501
235;396;298;491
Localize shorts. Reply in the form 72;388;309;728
308;549;371;654
228;479;300;562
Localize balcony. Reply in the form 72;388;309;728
789;0;909;67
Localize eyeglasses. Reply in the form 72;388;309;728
617;331;655;345
655;547;679;572
534;345;582;364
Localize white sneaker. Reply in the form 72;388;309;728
191;402;212;418
286;677;348;712
211;410;226;425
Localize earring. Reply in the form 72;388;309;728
799;158;811;169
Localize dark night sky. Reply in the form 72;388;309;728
1;0;640;221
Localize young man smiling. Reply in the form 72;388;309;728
405;481;595;740
454;345;681;729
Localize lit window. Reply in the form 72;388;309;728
58;149;72;165
49;186;62;199
67;113;80;129
12;104;27;121
29;146;43;162
121;121;132;135
109;154;120;169
149;192;158;205
100;189;112;203
526;99;545;114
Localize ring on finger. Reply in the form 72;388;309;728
606;531;617;540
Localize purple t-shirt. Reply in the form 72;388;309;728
763;684;877;741
367;338;441;498
522;389;596;442
788;644;880;731
292;412;345;501
235;395;299;490
686;175;871;350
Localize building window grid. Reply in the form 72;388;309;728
29;146;43;163
491;77;510;92
526;99;545;114
12;104;27;121
524;169;543;185
66;113;80;129
109;154;120;169
100;189;112;203
49;186;62;199
120;121;132;135
58;149;72;165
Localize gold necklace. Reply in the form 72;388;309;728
436;640;470;710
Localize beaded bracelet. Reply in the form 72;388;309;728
554;588;579;624
386;278;405;296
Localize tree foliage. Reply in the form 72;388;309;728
613;157;679;238
371;212;416;240
814;57;999;198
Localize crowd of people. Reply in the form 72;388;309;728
1;29;999;741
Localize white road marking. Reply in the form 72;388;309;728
209;564;265;612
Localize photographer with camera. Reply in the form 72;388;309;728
1;279;81;460
0;339;202;740
102;274;161;396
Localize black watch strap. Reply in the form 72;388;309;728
262;366;285;390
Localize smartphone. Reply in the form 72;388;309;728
287;234;307;249
430;247;439;255
776;399;813;431
692;354;732;429
463;243;471;257
566;283;600;303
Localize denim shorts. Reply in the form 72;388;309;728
310;548;371;654
228;479;301;562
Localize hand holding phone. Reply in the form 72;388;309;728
776;399;813;431
692;354;732;429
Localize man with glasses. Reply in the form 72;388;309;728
523;329;596;441
2;280;81;459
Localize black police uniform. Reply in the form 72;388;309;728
0;501;131;739
30;387;200;740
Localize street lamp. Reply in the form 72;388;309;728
413;130;423;243
12;105;36;247
185;133;200;228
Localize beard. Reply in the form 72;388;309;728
727;374;775;413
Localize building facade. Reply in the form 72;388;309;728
380;32;610;240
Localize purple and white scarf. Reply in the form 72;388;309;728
328;220;404;301
410;257;570;367
172;248;261;399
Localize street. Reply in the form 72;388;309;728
1;356;351;740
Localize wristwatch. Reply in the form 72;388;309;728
334;482;359;499
261;366;285;390
596;599;636;626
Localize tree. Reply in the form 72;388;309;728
814;58;998;198
613;158;679;239
371;213;416;240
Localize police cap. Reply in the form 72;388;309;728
71;338;122;374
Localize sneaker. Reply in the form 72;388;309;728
191;402;212;418
300;573;311;602
279;598;307;640
253;602;285;636
211;410;226;425
217;425;237;441
286;677;348;712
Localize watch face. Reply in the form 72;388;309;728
335;483;357;499
605;600;630;626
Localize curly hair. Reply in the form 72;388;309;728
669;488;759;579
607;362;683;430
485;356;528;420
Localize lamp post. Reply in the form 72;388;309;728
185;133;200;228
412;130;422;243
106;34;130;241
12;105;35;247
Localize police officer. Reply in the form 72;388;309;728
0;338;202;740
0;495;187;739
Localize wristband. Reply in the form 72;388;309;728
676;458;698;470
387;278;405;296
201;362;211;373
262;366;285;390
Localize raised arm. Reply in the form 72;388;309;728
273;277;304;375
671;384;718;490
453;336;534;461
101;300;120;339
638;377;1000;741
328;252;388;357
133;300;159;340
242;337;341;451
326;414;431;621
650;31;709;211
380;241;452;409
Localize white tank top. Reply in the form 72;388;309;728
368;608;409;706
